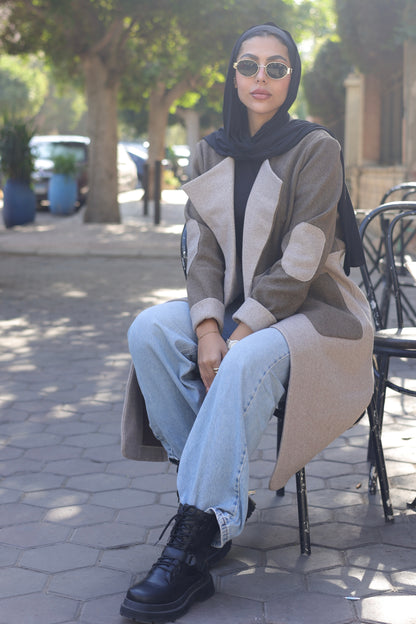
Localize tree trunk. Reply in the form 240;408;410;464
83;54;120;223
147;87;171;201
146;79;191;199
176;108;200;170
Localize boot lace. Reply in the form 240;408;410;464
152;506;201;574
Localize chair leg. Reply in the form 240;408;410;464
296;468;311;555
275;410;310;553
367;398;394;523
276;413;285;497
368;354;389;493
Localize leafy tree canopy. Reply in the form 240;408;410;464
302;39;350;141
336;0;406;75
0;54;48;122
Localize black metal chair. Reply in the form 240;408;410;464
360;202;416;496
380;181;416;204
181;223;394;555
360;196;416;329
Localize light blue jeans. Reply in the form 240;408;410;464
127;300;290;547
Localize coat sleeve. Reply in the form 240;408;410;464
233;133;344;329
184;143;227;331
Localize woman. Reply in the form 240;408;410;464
120;22;374;623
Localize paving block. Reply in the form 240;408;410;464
48;566;131;600
20;542;99;572
220;566;303;601
0;566;47;598
359;594;416;624
0;521;70;548
0;591;78;624
44;503;115;526
1;502;44;527
307;565;393;597
266;545;343;572
265;590;355;624
23;487;90;508
90;488;156;509
65;473;130;493
71;521;145;549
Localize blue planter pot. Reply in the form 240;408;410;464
2;179;36;229
48;174;77;215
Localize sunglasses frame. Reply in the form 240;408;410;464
233;59;293;80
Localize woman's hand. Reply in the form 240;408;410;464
196;319;226;391
198;332;228;392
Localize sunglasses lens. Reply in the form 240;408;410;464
236;59;258;77
267;62;289;79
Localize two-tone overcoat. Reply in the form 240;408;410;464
121;129;374;490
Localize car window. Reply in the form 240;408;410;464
33;143;87;162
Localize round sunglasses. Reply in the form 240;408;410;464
233;59;292;80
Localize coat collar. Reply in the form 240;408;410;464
182;157;283;301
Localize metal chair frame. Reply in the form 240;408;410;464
361;184;416;328
359;202;416;497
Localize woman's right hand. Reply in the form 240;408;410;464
197;328;227;392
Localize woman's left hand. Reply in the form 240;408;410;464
198;332;228;392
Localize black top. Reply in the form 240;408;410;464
234;159;262;261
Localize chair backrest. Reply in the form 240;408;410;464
380;182;416;204
385;208;416;328
359;201;416;330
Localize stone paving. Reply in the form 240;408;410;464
0;190;416;624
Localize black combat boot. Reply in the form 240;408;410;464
120;504;219;623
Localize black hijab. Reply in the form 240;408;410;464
204;23;364;273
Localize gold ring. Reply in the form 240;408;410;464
213;367;219;373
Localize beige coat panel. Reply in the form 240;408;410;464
121;138;374;490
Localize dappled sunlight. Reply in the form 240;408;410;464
141;287;187;307
46;506;83;522
62;289;88;298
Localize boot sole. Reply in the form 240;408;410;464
120;575;215;623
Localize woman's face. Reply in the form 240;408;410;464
234;35;291;136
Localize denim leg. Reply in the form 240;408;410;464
177;328;290;547
127;300;203;461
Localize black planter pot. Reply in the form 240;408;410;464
2;179;36;228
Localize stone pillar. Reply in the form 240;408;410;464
344;72;364;169
403;39;416;179
363;74;381;163
343;72;364;208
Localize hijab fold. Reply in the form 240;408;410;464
204;23;364;273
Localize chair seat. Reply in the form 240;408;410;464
374;326;416;355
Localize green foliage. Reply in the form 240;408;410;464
303;39;350;142
400;0;416;41
51;152;77;176
0;55;48;122
0;120;35;183
336;0;405;75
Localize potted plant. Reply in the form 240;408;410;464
0;120;36;228
47;152;78;215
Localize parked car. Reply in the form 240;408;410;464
166;144;191;183
121;142;148;187
117;143;140;192
30;135;138;209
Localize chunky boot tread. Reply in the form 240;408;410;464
120;574;215;623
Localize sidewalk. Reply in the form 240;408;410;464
0;189;186;258
0;190;415;624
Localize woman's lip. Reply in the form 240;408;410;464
251;90;271;99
